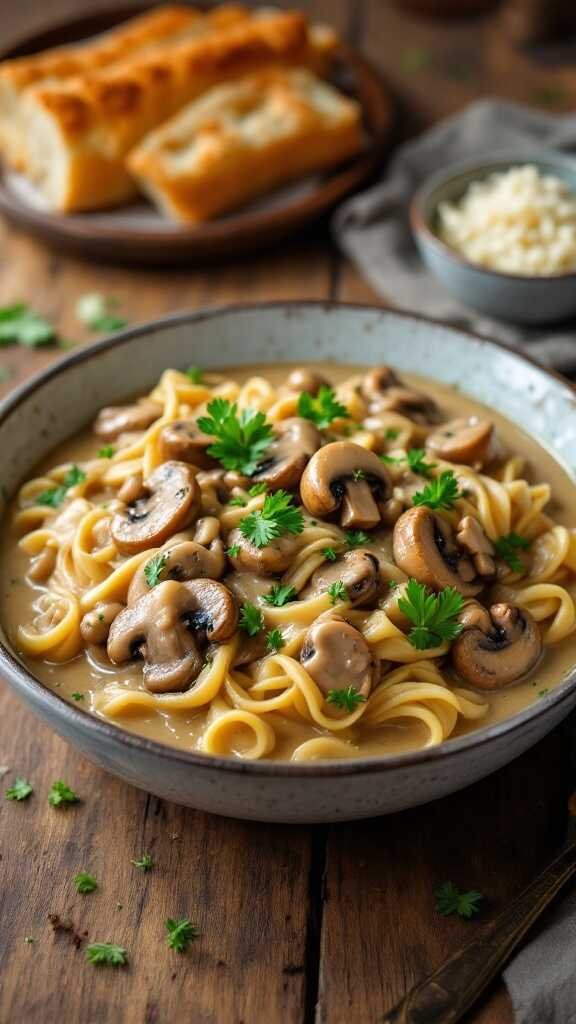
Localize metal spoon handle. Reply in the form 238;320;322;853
381;839;576;1024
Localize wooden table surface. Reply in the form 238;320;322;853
2;3;576;1022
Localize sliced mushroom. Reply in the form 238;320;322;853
127;538;226;604
94;400;161;441
300;442;392;530
111;461;200;555
80;601;124;645
107;578;238;694
287;368;329;396
393;507;485;596
117;473;144;505
227;527;300;577
158;419;217;469
456;515;496;579
426;417;494;466
360;367;439;423
300;611;377;698
451;602;542;689
361;366;401;399
304;550;380;607
251;418;321;492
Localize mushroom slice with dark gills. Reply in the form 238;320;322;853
93;400;162;441
158;419;218;469
250;418;322;492
393;507;495;597
111;461;200;555
287;368;329;396
300;611;376;698
426;417;495;467
451;601;542;689
304;550;380;607
227;528;300;577
127;537;226;604
360;366;439;424
107;579;238;694
300;442;393;530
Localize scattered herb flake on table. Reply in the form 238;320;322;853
131;853;154;872
74;872;98;894
0;304;56;348
48;781;79;807
5;776;33;801
76;294;128;333
165;918;199;953
435;881;483;919
86;942;128;966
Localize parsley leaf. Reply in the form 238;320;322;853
398;579;464;650
97;445;115;459
266;628;285;652
197;398;273;475
86;942;128;966
328;580;348;605
227;544;240;558
239;602;264;637
406;448;437;477
74;872;98;894
0;303;56;348
76;294;127;333
165;918;199;953
494;532;531;574
131;853;154;872
248;482;268;497
36;465;86;508
263;584;296;607
144;553;168;588
326;687;367;712
322;547;338;562
71;692;84;701
345;530;369;548
5;776;33;801
385;428;399;441
435;881;483;919
239;490;304;549
297;386;349;429
413;470;461;510
48;780;79;807
185;366;203;384
228;495;247;508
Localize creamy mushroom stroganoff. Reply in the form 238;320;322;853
2;363;576;762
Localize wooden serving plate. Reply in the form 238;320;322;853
0;5;395;267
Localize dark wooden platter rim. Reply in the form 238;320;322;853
0;4;395;265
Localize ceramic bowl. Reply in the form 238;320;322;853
411;151;576;325
0;303;575;823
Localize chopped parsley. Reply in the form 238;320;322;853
326;687;367;712
36;465;86;508
0;303;56;348
239;490;304;549
494;532;531;574
48;780;79;807
85;942;128;966
239;602;264;637
266;628;285;652
227;545;240;558
398;579;464;651
406;448;437;477
97;445;115;459
435;881;483;919
228;495;247;508
322;547;338;562
74;872;98;894
70;692;84;701
197;398;273;475
185;366;203;384
263;584;296;607
248;482;268;497
385;428;400;441
413;470;461;511
327;580;348;605
131;853;154;872
5;776;33;801
345;530;369;548
297;386;349;429
165;918;199;953
144;552;168;588
353;468;365;482
76;294;127;333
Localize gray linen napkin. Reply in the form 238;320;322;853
333;99;576;374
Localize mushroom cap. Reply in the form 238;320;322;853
287;368;329;396
111;461;201;555
300;442;392;530
251;417;321;492
426;417;494;466
94;400;161;441
392;506;483;596
227;527;300;577
300;612;376;698
451;602;542;689
159;419;218;469
127;538;226;604
371;386;440;424
361;366;400;398
305;550;380;607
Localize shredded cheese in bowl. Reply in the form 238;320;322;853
437;164;576;276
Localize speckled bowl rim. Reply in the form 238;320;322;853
410;149;576;284
0;301;575;779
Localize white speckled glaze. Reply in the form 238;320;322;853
0;303;575;823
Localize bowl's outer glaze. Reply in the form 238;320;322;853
412;151;576;325
1;303;575;822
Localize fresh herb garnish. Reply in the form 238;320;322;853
435;881;483;920
248;483;268;497
326;686;367;712
71;692;84;701
74;872;98;894
197;398;273;475
353;468;365;482
165;918;199;953
228;495;247;508
239;602;264;637
144;552;168;588
76;294;127;333
48;780;79;807
227;545;240;558
297;386;349;429
406;448;437;477
97;445;115;459
263;584;296;607
345;530;369;548
327;580;348;605
494;532;531;574
322;547;338;562
0;303;56;348
398;579;464;650
388;579;398;590
131;853;154;872
36;465;86;508
185;366;203;384
413;470;461;511
85;942;128;966
266;628;285;652
239;490;304;549
385;428;400;441
5;776;33;801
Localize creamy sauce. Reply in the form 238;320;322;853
1;362;575;760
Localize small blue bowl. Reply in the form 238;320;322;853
410;150;576;325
